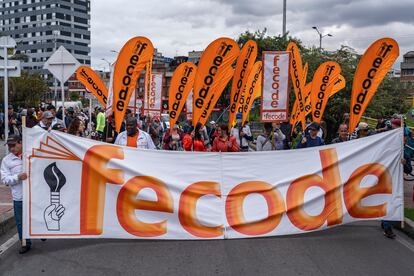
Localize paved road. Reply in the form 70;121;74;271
0;221;413;276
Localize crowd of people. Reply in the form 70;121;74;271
0;103;412;254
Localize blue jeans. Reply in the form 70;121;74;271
381;220;392;231
13;201;31;246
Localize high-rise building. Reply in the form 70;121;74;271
0;0;91;75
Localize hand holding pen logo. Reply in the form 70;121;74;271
43;162;66;231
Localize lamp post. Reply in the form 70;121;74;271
312;26;332;50
283;0;287;37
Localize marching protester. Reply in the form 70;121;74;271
1;135;31;254
280;115;296;149
35;111;54;131
375;114;389;133
95;107;106;139
297;122;325;148
256;123;276;151
26;108;38;128
231;113;253;152
67;117;86;137
115;117;156;149
272;122;286;150
47;105;65;128
351;122;373;140
183;122;206;152
163;125;184;151
332;124;350;143
212;124;239;152
103;115;119;144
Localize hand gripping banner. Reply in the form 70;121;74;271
310;62;341;123
192;37;240;125
24;127;403;240
76;66;108;107
228;40;257;128
113;36;154;131
349;38;399;133
168;62;197;128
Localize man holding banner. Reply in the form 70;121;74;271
115;117;156;149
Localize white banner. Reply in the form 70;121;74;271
261;51;290;122
23;128;403;240
144;73;163;118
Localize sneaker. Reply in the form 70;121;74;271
18;245;31;254
384;229;396;239
41;239;47;242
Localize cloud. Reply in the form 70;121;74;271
91;0;414;68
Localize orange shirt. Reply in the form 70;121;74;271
127;133;139;147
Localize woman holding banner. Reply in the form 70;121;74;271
212;124;239;152
183;123;206;152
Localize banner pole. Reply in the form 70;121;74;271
401;116;405;229
21;115;26;247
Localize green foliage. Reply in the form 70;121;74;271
70;91;80;101
233;29;410;142
0;72;48;107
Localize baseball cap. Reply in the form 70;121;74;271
236;113;242;119
308;122;320;130
42;111;54;119
210;121;216;125
5;134;21;145
52;123;66;131
358;122;369;130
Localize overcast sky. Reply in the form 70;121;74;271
91;0;414;70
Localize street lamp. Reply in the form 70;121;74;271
312;26;332;50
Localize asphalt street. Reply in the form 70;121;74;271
0;221;413;276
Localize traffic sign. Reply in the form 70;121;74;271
0;36;16;58
0;60;21;77
43;46;80;83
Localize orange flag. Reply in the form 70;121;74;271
228;40;257;128
287;42;307;129
168;62;197;128
113;37;154;131
76;66;108;107
241;61;263;124
329;75;346;97
349;38;399;133
192;38;240;126
198;68;235;126
310;62;341;123
290;83;311;126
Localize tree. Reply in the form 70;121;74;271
233;29;409;142
0;72;48;107
70;91;80;101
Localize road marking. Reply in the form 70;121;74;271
0;234;19;256
396;234;414;253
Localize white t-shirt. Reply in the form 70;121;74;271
1;153;23;201
114;129;156;149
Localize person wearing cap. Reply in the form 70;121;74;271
297;122;325;148
1;135;31;254
115;117;156;149
35;111;55;131
231;113;253;152
47;105;65;128
350;122;373;140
